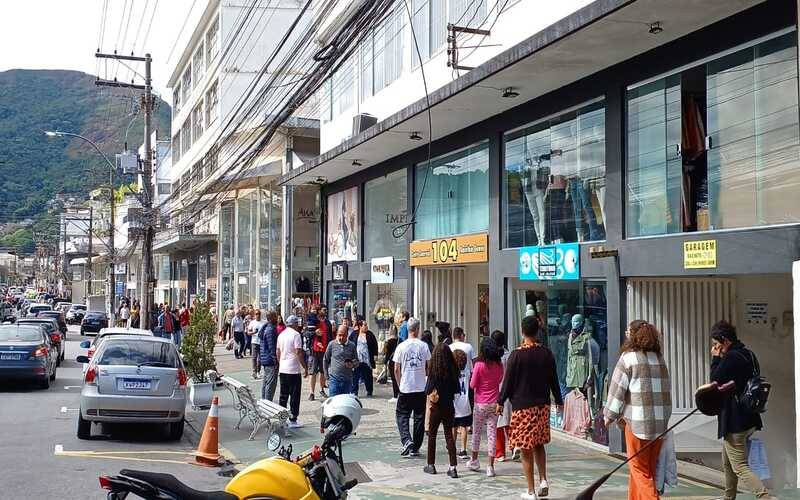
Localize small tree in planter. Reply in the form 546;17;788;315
181;300;216;407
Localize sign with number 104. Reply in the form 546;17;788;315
409;233;488;267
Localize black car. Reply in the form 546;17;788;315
37;310;68;339
81;311;108;335
17;318;64;364
0;323;58;389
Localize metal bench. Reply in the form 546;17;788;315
219;375;290;440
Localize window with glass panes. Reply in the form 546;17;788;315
182;67;192;102
193;44;204;85
206;18;219;63
192;103;203;143
205;81;218;126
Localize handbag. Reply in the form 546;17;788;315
225;338;235;351
425;389;439;433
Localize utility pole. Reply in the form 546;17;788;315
108;171;116;316
95;51;155;329
87;206;93;297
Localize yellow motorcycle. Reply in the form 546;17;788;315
99;395;362;500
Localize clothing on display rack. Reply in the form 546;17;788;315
562;389;591;437
372;295;396;331
568;178;604;242
523;174;547;246
548;175;569;243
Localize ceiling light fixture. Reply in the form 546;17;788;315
352;160;362;167
649;21;663;35
502;87;519;98
409;131;423;141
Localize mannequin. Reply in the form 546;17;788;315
524;304;535;318
535;299;548;347
565;314;592;390
373;291;395;332
522;156;548;246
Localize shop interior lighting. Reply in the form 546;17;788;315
502;87;520;98
409;131;423;141
649;21;663;34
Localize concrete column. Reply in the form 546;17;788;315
794;260;800;488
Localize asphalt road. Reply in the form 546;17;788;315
0;325;228;499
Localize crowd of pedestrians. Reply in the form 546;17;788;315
209;299;775;500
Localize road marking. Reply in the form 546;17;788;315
63;385;81;390
60;406;79;413
54;444;63;454
54;447;196;465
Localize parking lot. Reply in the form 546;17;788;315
0;324;225;499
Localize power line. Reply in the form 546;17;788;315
165;0;199;66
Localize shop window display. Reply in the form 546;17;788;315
364;170;408;260
626;31;800;237
329;281;356;326
511;281;608;445
504;102;606;248
366;279;408;364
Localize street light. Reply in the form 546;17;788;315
45;130;118;318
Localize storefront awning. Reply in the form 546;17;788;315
277;0;762;187
153;233;217;254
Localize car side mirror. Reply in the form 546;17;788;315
80;340;90;349
76;355;90;364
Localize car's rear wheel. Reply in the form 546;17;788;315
167;419;184;441
77;413;91;439
79;327;84;335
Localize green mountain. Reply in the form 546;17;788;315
0;69;171;253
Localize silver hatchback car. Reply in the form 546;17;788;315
76;335;187;440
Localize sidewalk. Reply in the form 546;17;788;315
188;345;725;499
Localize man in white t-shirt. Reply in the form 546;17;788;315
248;309;264;380
276;315;307;428
393;317;431;457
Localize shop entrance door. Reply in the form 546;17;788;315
627;277;736;453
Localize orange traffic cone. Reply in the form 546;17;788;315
194;396;221;467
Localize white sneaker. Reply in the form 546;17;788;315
538;480;549;498
288;421;303;429
519;491;538;500
467;459;480;472
486;465;496;477
388;397;397;403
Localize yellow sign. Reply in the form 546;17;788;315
683;240;717;269
410;233;489;267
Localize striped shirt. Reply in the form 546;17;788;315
604;350;672;440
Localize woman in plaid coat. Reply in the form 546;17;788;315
604;320;672;500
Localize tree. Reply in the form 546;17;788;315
180;300;217;383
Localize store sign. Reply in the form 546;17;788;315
115;282;124;295
519;243;579;281
409;233;488;267
332;262;347;281
126;281;137;290
683;239;717;269
371;257;394;284
114;263;127;274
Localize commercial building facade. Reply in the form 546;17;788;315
281;0;800;489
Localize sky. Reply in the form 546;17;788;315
0;0;207;99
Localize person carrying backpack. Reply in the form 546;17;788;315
709;320;775;500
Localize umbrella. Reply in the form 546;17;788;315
575;381;734;500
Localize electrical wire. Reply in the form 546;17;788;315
166;0;199;66
140;0;159;53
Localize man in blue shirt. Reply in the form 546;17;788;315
398;310;410;342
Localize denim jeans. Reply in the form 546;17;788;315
351;362;374;396
396;391;426;452
328;375;352;397
233;331;245;358
171;329;182;349
568;178;603;241
261;365;278;401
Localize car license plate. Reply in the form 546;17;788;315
121;378;151;390
0;353;21;360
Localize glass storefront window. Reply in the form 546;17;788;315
158;255;170;281
626;31;799;236
219;203;234;310
329;281;356;326
511;280;608;445
415;142;488;240
366;279;408;354
198;255;207;300
365;169;408;259
504;101;606;248
237;194;253;272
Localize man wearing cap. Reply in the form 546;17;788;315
277;315;308;428
324;324;358;397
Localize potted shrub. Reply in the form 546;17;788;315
181;299;217;408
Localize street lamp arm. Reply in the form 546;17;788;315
44;130;117;174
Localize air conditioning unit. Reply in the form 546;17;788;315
352;113;377;135
116;151;139;175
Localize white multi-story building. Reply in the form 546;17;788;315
162;0;320;311
319;0;593;152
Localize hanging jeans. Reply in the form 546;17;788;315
396;391;426;452
523;177;547;245
568;178;603;241
548;188;568;243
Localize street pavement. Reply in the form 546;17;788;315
0;324;224;499
193;345;734;499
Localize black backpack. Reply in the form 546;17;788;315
735;349;771;414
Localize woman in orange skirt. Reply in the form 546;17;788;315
497;315;563;499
